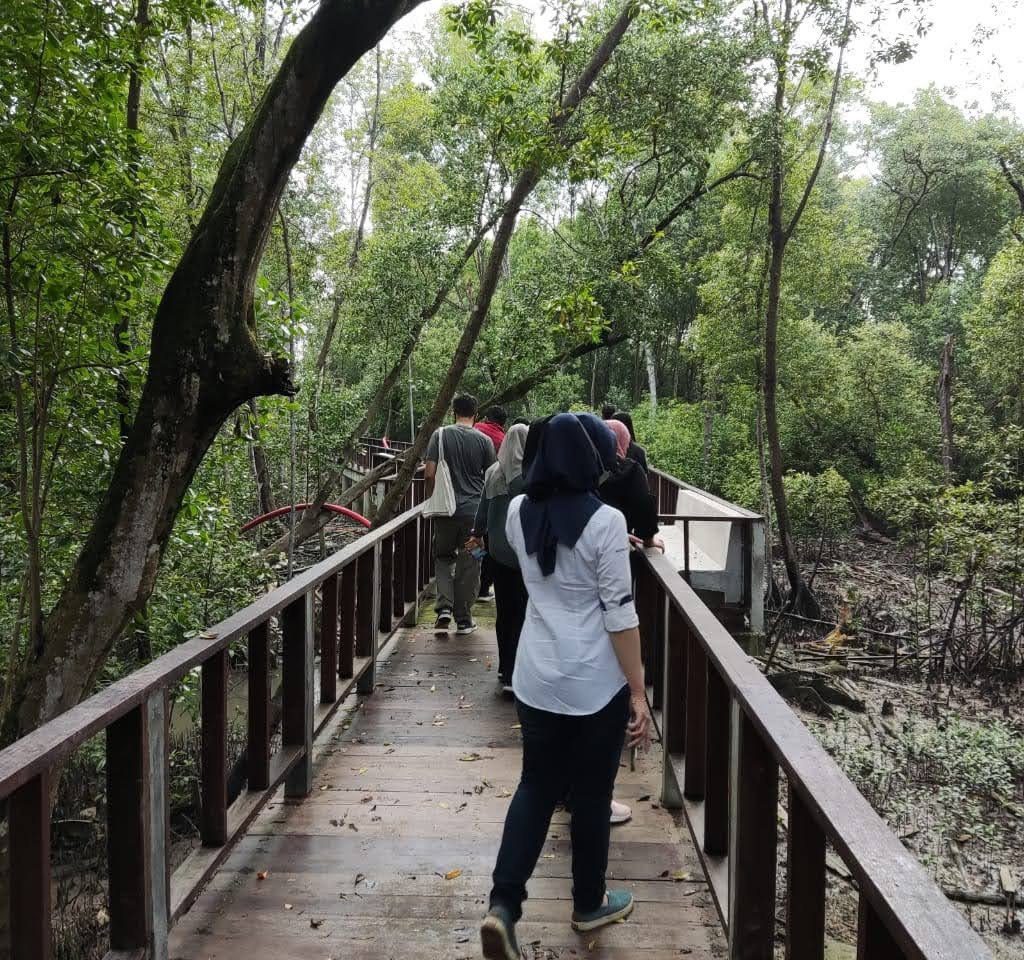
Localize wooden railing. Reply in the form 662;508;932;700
649;466;765;634
0;502;433;959
635;548;990;960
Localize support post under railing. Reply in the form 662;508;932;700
704;665;730;856
857;894;905;960
201;649;228;846
379;535;394;633
356;544;379;694
106;692;169;959
787;784;826;960
248;622;271;791
684;628;707;801
728;705;779;959
321;573;338;704
283;593;314;797
339;562;356;680
661;603;687;810
10;770;51;958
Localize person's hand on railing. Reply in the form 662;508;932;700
627;690;652;751
643;535;665;553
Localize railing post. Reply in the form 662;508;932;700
404;516;418;607
787;784;826;960
201;648;228;846
704;664;730;856
684;628;707;800
379;534;394;633
106;692;169;959
651;585;666;712
321;573;338;704
393;527;406;620
661;603;687;809
748;519;766;634
339;562;356;679
857;894;905;960
728;704;779;959
356;544;380;694
247;622;271;790
282;592;314;797
10;770;51;959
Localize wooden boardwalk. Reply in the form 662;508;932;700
169;613;724;959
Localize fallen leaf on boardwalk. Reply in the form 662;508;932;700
354;873;366;886
257;870;269;881
360;795;373;803
672;870;692;882
637;794;651;802
430;684;436;692
348;823;359;831
309;918;323;929
439;801;450;809
485;660;493;670
444;869;463;881
510;723;521;729
659;870;670;878
459;753;482;762
496;788;512;798
357;767;368;775
588;940;596;951
542;854;555;860
469;658;478;662
385;747;396;754
284;903;293;910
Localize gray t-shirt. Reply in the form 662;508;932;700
426;424;496;518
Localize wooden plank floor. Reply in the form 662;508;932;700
169;610;725;959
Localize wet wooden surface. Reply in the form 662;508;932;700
169;616;724;959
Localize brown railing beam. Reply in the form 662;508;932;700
10;770;51;958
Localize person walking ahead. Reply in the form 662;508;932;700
468;423;529;690
424;394;495;635
480;414;652;960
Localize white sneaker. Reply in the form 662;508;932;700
610;799;632;825
455;620;478;636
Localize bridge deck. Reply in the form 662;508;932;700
169;615;723;959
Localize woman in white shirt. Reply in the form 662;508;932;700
480;414;652;960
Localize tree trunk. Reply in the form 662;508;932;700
248;399;276;515
938;334;955;479
759;0;849;619
308;44;382;433
7;0;428;745
643;340;658;412
371;3;638;527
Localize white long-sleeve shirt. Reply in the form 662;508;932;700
506;495;638;715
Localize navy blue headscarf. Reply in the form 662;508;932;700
520;413;604;576
575;413;617;473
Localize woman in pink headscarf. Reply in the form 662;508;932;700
598;419;661;549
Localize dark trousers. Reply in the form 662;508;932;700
478;553;494;596
491;560;527;680
490;687;629;921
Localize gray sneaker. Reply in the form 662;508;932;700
455;620;477;636
434;610;452;632
481;904;519;960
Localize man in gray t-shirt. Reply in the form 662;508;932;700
425;394;495;633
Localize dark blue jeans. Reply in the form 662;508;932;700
490;686;629;921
